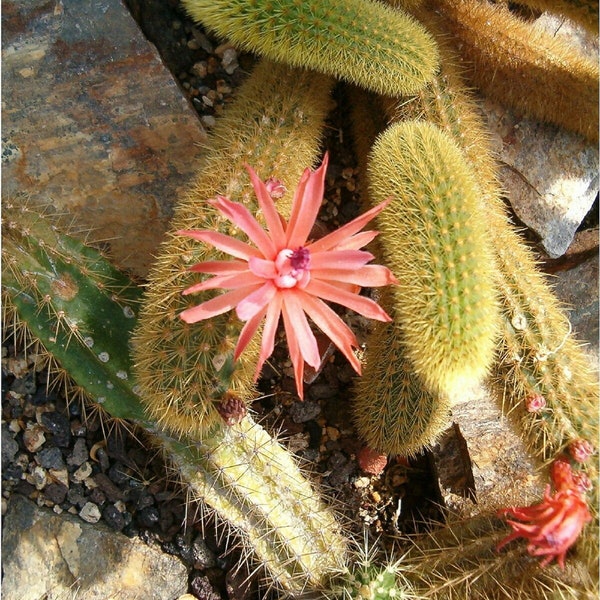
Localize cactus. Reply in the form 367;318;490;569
365;121;500;400
352;288;452;456
180;0;439;97
2;201;147;423
1;199;353;595
379;8;598;578
402;513;597;599
431;0;599;143
381;5;598;477
132;60;335;438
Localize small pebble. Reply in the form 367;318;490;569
37;446;65;470
79;501;101;523
1;425;19;468
137;506;160;528
48;468;70;488
289;400;321;423
67;437;89;467
192;535;217;569
30;465;47;490
72;461;93;482
40;411;71;447
103;503;126;531
23;424;46;452
44;482;68;504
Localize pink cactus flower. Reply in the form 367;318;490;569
497;458;592;569
178;153;397;398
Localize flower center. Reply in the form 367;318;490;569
274;247;311;289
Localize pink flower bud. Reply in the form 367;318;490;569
357;446;388;476
264;177;286;199
216;392;247;426
525;393;546;413
568;439;595;463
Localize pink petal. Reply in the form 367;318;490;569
248;257;277;279
311;265;398;287
281;303;305;399
234;306;267;361
244;164;286;248
236;281;278;321
253;293;283;380
332;230;379;251
282;292;321;370
189;260;248;274
286;153;328;248
182;271;262;295
209;196;276;259
178;230;261;261
307;199;390;253
180;285;261;323
309;250;374;271
305;279;392;322
299;292;362;374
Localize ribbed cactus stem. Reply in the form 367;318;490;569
352;289;452;456
1;201;350;595
2;202;147;423
181;0;439;97
367;121;500;399
132;60;335;438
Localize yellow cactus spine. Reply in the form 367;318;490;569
132;60;334;438
431;0;599;143
181;0;439;97
367;121;500;399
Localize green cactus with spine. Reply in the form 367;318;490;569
352;288;453;456
132;59;335;439
180;0;439;97
365;121;500;400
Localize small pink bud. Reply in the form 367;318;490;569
572;470;593;494
264;177;286;199
357;446;388;476
525;393;546;413
568;439;595;463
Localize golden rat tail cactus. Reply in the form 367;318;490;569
132;60;335;438
181;0;439;97
366;121;500;399
431;0;599;143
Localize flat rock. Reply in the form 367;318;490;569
552;252;599;363
482;13;599;259
485;100;598;258
2;494;188;600
2;0;206;278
